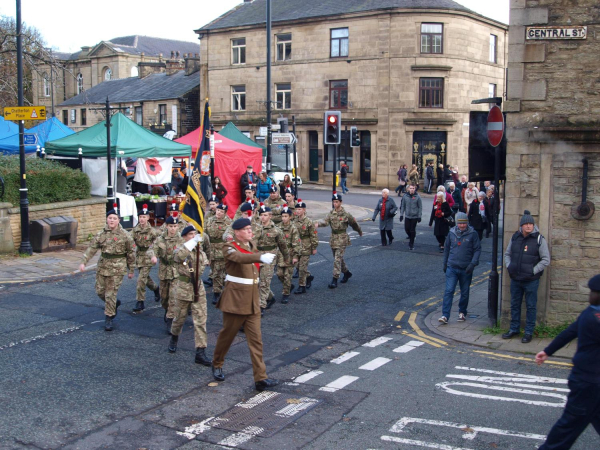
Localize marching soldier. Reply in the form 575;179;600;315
153;213;183;332
168;225;212;366
264;185;285;226
315;192;363;289
293;199;318;294
256;203;289;313
276;205;300;304
131;204;160;312
205;204;232;305
283;188;296;219
79;204;135;331
233;186;256;219
205;193;219;224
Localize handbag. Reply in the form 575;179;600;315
399;179;406;186
445;215;455;226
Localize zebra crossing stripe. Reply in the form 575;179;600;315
363;336;393;347
331;351;360;364
320;375;359;392
359;357;392;371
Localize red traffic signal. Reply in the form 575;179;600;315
328;114;337;124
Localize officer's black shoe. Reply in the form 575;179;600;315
154;288;161;302
168;334;178;353
212;365;225;381
340;271;353;283
104;316;113;331
195;347;211;366
212;293;220;305
133;301;144;312
255;378;279;391
292;267;299;279
266;294;276;309
203;278;213;287
306;275;314;289
521;334;533;344
328;278;338;289
502;330;520;339
166;318;173;335
294;286;307;295
281;294;290;304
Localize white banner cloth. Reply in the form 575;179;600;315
134;157;173;184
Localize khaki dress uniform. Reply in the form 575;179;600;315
205;215;233;295
212;241;268;382
276;222;301;295
295;216;319;287
81;224;135;317
155;232;184;319
316;207;362;279
131;223;160;302
255;222;289;308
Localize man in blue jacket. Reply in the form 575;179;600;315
439;212;481;324
535;274;600;449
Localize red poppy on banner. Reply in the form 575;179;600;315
200;151;211;176
145;158;162;175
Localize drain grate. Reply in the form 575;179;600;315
209;391;322;437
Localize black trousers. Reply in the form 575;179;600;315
436;235;446;246
404;218;418;247
540;380;600;449
475;228;484;241
380;229;394;245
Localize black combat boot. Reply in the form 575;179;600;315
166;318;173;335
195;347;211;366
104;316;113;331
212;365;225;381
306;275;314;289
292;267;299;279
340;271;353;283
154;288;161;302
266;292;276;309
281;294;290;304
113;299;122;318
328;278;338;289
294;286;306;295
133;301;144;312
168;334;178;353
212;292;220;305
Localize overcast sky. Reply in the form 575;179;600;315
0;0;509;53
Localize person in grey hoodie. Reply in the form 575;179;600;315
439;212;481;324
399;184;422;250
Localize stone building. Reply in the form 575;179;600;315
195;0;507;187
503;0;600;326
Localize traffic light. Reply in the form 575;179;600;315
277;117;289;132
324;111;341;145
350;126;360;147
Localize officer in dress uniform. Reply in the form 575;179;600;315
80;204;135;331
131;203;160;312
315;192;363;289
293;199;318;294
168;225;212;366
205;204;232;305
275;205;300;304
211;218;279;391
264;184;285;226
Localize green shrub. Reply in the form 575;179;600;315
0;154;91;205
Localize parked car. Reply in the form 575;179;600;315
266;164;303;186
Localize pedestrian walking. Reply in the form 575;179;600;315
439;212;481;324
372;189;398;246
276;205;300;304
395;164;407;196
399;184;422;250
340;160;349;194
448;182;463;215
463;182;479;213
425;162;434;194
205;204;232;305
315;192;363;289
429;192;453;252
408;164;420;192
79;204;135;331
436;185;455;209
293;199;318;295
131;204;161;312
211;218;279;391
535;274;600;450
501;210;551;343
467;191;490;241
436;163;444;188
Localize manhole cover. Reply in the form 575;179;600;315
209;391;322;437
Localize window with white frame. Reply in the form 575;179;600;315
77;73;83;94
421;23;443;54
276;33;291;61
43;73;50;97
489;83;497;98
231;85;246;111
231;38;246;65
330;28;349;58
275;83;291;109
489;34;497;63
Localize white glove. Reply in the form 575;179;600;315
260;253;276;264
194;234;203;243
184;239;197;251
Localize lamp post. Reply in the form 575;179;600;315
266;0;272;171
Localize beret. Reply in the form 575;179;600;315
232;218;252;230
181;225;196;237
588;274;600;292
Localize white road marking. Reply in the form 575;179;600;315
320;375;359;392
454;366;568;384
308;259;327;266
331;351;360;364
236;391;279;409
176;417;214;439
445;375;570;393
217;427;262;447
90;320;104;324
359;357;392;371
359;246;376;251
393;340;425;353
294;370;323;383
0;325;84;351
275;397;320;417
363;336;393;347
381;436;468;449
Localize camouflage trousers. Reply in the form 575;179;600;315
276;265;294;295
259;261;276;308
297;255;312;287
136;266;158;301
171;280;208;348
211;259;227;294
160;278;177;319
95;273;125;317
331;246;348;278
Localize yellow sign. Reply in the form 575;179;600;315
3;106;47;121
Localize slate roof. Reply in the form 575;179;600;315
198;0;494;32
59;70;199;106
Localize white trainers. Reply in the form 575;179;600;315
438;316;448;324
457;313;466;322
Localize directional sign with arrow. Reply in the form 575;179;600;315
271;132;297;145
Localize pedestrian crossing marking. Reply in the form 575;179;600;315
359;357;392;371
393;340;424;353
402;332;443;348
363;336;393;347
473;350;573;367
320;375;359;392
331;351;360;364
293;370;323;383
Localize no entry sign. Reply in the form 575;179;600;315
487;105;504;147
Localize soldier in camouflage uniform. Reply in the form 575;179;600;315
293;199;319;294
283;189;296;220
205;193;218;225
227;202;258;241
168;225;212;366
153;214;184;332
131;204;161;312
315;192;363;289
276;205;300;303
264;185;285;226
232;186;256;219
205;204;232;305
255;204;289;313
80;205;135;331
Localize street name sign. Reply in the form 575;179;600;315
526;26;587;40
271;132;297;145
23;134;38;145
487;105;504;148
259;127;268;137
3;106;46;121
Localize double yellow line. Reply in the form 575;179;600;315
395;311;449;348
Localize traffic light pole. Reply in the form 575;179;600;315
292;115;298;197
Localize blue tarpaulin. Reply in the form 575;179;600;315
0;117;75;154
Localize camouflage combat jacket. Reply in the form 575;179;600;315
131;223;160;267
154;233;184;280
277;221;301;267
316;207;362;249
173;240;209;297
205;209;217;225
264;197;285;225
295;216;319;255
82;224;135;276
205;216;232;261
255;221;289;261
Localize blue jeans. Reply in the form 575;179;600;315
340;177;348;193
509;278;540;335
442;266;473;319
